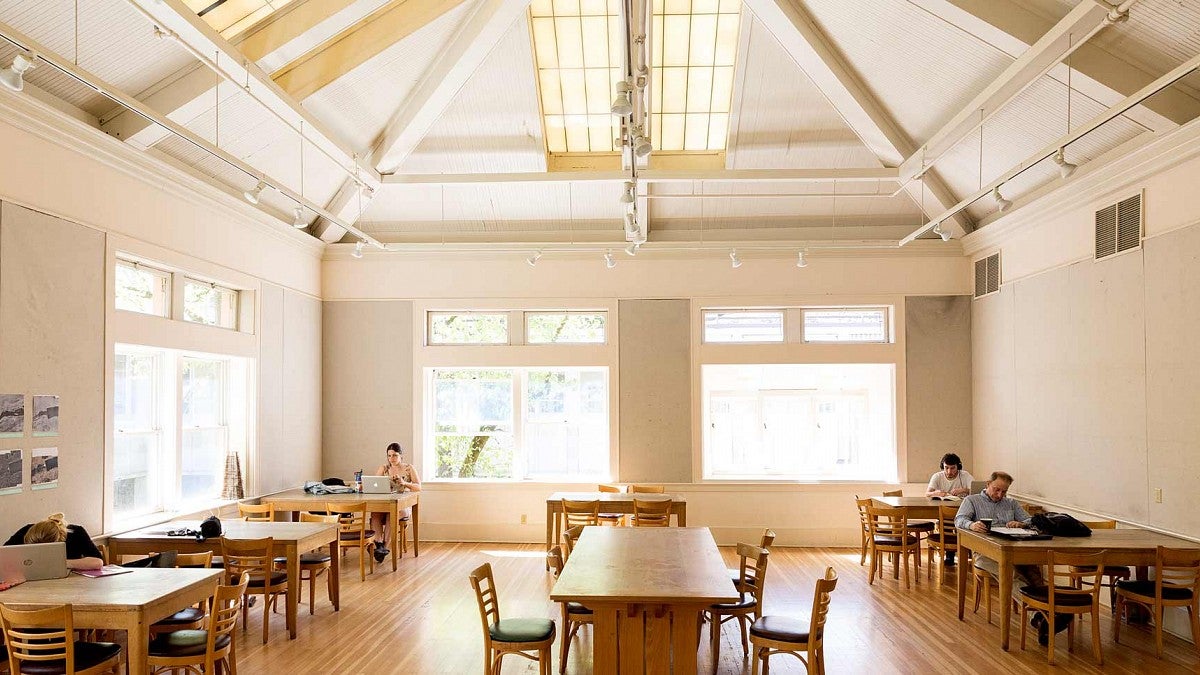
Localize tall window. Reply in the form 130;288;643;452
429;367;609;480
113;351;161;514
181;358;227;501
702;363;896;480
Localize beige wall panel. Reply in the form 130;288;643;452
256;283;285;497
1145;226;1200;535
0;202;105;534
971;286;1017;477
322;301;414;480
280;291;322;489
904;296;972;481
618;299;691;483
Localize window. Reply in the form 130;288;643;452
526;312;607;343
429;367;609;480
801;308;888;343
702;363;896;480
703;310;784;343
115;261;170;317
183;279;239;329
113;351;161;515
428;312;509;345
181;358;227;502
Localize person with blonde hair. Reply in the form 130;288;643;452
4;512;103;570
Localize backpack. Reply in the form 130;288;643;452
1031;512;1091;537
199;515;223;540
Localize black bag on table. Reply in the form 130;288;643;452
199;515;223;540
1031;512;1091;537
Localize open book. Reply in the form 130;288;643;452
73;565;134;578
930;494;961;501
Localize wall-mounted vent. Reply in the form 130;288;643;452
974;252;1000;299
1095;192;1142;260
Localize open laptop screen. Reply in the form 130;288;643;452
0;542;69;582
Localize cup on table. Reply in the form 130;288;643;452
979;518;993;532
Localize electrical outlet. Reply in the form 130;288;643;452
520;514;528;525
1154;488;1163;504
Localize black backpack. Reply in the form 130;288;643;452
199;515;223;540
1031;512;1091;537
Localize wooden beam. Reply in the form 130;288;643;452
270;0;468;101
382;167;900;184
370;0;533;172
237;0;360;62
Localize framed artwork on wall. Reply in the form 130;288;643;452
0;395;23;437
32;395;59;437
31;448;58;491
0;449;22;495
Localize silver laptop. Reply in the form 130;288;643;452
0;542;69;583
970;480;989;495
361;476;392;494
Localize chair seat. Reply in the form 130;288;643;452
566;602;592;615
273;552;333;565
153;607;205;626
1070;564;1131;579
711;594;757;611
148;629;232;657
872;534;919;546
1115;580;1195;601
930;535;957;547
340;530;375;541
247;570;288;587
907;521;936;532
598;513;623;520
749;615;810;643
18;641;121;674
1018;585;1095;606
489;618;554;643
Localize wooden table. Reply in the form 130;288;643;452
262;488;421;569
551;527;737;674
108;520;339;640
545;492;687;567
870;495;955;519
0;568;221;675
956;527;1196;650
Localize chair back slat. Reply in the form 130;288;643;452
547;546;564;576
934;504;958;549
211;572;250;647
329;501;370;540
882;489;903;497
176;550;215;568
562;499;600;528
300;512;340;524
808;567;839;645
238;502;275;522
562;525;584;560
1158;546;1200;595
597;484;622;493
630;484;665;493
736;543;770;606
1048;550;1105;605
0;603;75;669
221;536;276;581
632;498;672;527
468;562;501;639
866;506;908;538
854;497;873;531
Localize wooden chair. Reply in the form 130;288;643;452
1068;520;1130;611
220;536;288;644
708;543;769;669
853;496;873;565
882;488;935;542
730;528;776;591
328;501;376;582
147;572;249;675
866;505;920;589
546;546;593;673
149;551;215;637
561;525;584;561
1114;546;1200;658
561;499;600;531
1017;550;1106;665
0;603;122;674
927;504;958;585
629;484;665;493
973;565;997;623
596;484;626;526
468;562;555;675
632;498;672;527
749;566;838;675
277;513;337;615
238;502;275;522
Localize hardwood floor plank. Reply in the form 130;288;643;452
224;543;1200;673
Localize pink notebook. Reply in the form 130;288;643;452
73;565;134;578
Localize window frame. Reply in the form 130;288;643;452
114;259;172;318
524;311;609;345
799;306;891;344
181;278;240;330
179;356;230;505
427;311;512;346
113;348;166;519
701;309;786;344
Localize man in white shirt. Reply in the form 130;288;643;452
926;453;973;498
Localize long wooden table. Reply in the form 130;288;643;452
545;492;687;567
0;568;221;675
956;527;1197;650
551;527;737;674
871;495;954;519
262;489;421;569
108;520;339;640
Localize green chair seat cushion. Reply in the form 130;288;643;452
489;618;554;643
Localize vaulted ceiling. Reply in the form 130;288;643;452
1;0;1197;254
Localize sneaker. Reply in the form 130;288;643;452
373;545;388;563
944;553;956;567
1032;612;1049;646
1053;613;1072;634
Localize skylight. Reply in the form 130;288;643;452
529;0;624;153
183;0;297;39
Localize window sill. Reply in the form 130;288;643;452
104;498;238;538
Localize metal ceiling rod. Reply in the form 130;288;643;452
0;20;386;250
900;48;1200;246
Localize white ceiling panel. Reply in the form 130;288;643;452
301;0;479;152
397;17;545;174
364;181;624;226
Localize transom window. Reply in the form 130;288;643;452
183;279;239;330
526;312;607;343
428;312;510;345
115;260;171;318
703;306;891;344
428;310;608;345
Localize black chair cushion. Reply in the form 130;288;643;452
153;607;205;626
749;616;811;643
1115;580;1194;601
907;521;936;532
340;530;375;541
489;618;554;643
1070;564;1131;579
272;552;333;565
566;602;592;615
18;641;121;674
873;534;919;546
247;570;288;587
710;594;757;611
1018;585;1095;606
148;629;232;657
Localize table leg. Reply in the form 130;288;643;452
330;534;340;611
545;502;553;570
957;545;968;621
998;550;1012;650
127;623;149;675
286;544;299;639
592;608;619;675
618;606;645;673
671;608;700;673
645;606;671;673
391;503;399;571
678;504;687;527
412;501;420;558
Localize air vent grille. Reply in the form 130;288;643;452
1096;192;1142;260
974;252;1000;298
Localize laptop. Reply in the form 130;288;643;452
970;480;989;495
0;542;69;583
361;476;392;494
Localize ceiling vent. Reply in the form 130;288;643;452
1095;192;1143;260
974;252;1000;299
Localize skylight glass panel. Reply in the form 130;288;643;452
183;0;297;39
530;0;624;153
650;0;740;151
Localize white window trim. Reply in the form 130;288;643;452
799;306;891;344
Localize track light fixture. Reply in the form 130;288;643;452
1053;149;1077;179
620;181;636;204
351;240;365;259
631;128;652;158
624;211;639;237
633;229;647;246
243;180;267;205
624;242;640;256
604;250;616;269
292;206;307;229
611;80;633;116
992;186;1012;212
932;222;952;242
0;52;36;93
796;250;808;268
729;249;742;269
526;250;542;267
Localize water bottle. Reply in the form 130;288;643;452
354;469;363;493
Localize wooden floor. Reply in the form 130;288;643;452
225;542;1200;674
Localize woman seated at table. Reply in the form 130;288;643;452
4;512;103;570
370;442;421;563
